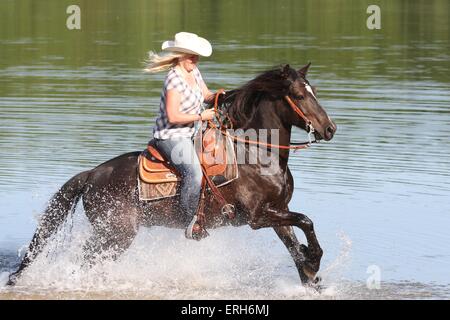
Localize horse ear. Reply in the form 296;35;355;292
281;64;291;79
298;62;311;77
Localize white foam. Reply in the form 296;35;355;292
0;272;10;287
3;211;353;299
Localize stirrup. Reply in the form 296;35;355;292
185;215;209;241
221;203;236;219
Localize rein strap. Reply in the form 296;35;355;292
208;92;315;151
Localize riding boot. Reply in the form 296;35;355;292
185;188;209;241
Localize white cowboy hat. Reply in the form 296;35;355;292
161;32;212;57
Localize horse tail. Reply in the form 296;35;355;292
8;170;91;285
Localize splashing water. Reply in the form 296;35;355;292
0;208;360;300
320;231;353;282
2;207;449;300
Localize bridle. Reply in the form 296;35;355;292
284;95;317;146
208;91;318;151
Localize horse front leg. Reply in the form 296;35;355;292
273;226;312;284
250;208;323;283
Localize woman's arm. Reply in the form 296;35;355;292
201;81;216;104
166;89;216;124
166;89;201;124
196;67;224;103
202;83;226;104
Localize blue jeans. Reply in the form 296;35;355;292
153;137;203;224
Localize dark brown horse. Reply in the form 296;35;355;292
8;63;336;286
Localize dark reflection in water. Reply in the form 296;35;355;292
0;0;449;299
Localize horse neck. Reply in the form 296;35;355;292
234;98;292;168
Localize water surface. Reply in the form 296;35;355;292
1;0;449;299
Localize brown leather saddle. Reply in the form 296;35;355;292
139;128;230;184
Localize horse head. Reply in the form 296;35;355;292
281;63;337;141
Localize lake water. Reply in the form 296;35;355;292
0;0;449;299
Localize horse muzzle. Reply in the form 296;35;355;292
324;121;337;141
316;121;337;141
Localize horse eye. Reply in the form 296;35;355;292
298;95;304;100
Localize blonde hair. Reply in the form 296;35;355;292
143;51;187;73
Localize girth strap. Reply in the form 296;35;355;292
200;164;235;220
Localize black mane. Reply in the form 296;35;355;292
216;65;299;126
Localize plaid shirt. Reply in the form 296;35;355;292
153;66;205;139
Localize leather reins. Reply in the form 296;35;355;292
208;91;317;150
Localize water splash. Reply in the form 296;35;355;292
320;231;353;281
1;223;449;299
0;213;354;299
0;272;9;287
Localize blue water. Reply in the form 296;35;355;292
1;0;450;298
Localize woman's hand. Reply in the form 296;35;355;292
200;109;216;121
217;88;226;95
203;89;226;104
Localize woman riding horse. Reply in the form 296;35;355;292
8;60;336;287
144;32;223;240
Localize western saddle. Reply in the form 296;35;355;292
139;127;228;184
138;127;236;222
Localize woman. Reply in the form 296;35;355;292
144;32;221;240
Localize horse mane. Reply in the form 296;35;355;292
217;65;299;126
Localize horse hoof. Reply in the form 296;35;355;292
302;265;317;281
302;274;323;292
6;269;23;287
309;282;325;293
6;275;16;287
